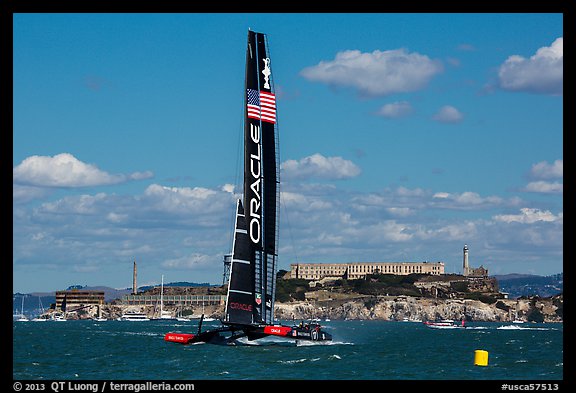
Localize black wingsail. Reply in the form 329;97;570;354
164;30;333;344
252;31;279;325
224;200;255;325
225;30;279;326
257;33;279;325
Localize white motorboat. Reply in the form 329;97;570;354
118;311;150;321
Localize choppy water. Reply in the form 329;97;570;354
13;319;563;382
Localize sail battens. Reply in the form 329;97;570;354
232;258;250;265
235;229;248;235
229;289;252;296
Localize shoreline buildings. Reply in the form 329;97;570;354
290;261;445;280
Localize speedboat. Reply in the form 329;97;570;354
423;320;466;329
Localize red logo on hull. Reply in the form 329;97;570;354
164;333;195;344
264;325;292;336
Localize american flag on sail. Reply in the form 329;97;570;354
246;89;276;124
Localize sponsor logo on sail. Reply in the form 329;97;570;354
229;302;253;311
262;58;271;89
248;123;261;244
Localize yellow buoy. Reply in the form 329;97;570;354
474;349;489;366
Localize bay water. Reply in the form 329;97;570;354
12;319;563;383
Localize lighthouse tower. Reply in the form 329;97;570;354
463;244;470;276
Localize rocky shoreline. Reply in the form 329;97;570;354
50;293;562;323
273;295;563;323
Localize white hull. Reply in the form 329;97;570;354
118;312;150;321
424;321;465;329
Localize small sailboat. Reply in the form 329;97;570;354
188;301;216;321
176;306;189;322
151;275;178;321
32;297;48;321
15;296;29;322
164;30;331;345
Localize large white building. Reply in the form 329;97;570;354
290;261;445;280
55;289;105;310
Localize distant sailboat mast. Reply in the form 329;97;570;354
160;275;164;317
16;296;28;321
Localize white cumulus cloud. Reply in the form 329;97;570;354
143;184;226;214
521;159;563;194
385;207;415;217
498;37;563;95
376;101;413;118
523;181;563;194
432;105;463;123
493;208;561;224
431;191;506;209
530;159;563;179
221;183;235;193
300;48;443;97
280;191;333;211
13;153;153;188
281;153;361;180
13;184;52;204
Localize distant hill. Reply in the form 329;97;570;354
493;273;563;298
138;281;215;293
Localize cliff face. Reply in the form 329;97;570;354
273;295;563;323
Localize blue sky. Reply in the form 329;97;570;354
13;13;563;293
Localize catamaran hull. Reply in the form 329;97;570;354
263;325;332;341
164;323;332;345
